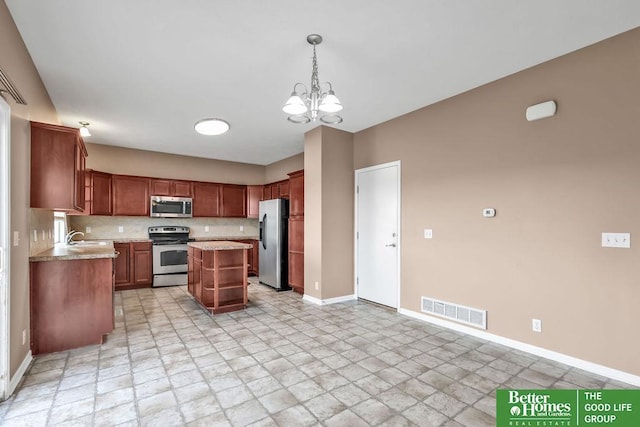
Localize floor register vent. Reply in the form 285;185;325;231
421;296;487;330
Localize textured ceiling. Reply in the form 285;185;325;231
5;1;640;165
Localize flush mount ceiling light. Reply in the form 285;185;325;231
282;34;343;125
78;121;91;137
194;118;230;135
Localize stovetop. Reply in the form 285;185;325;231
148;226;191;244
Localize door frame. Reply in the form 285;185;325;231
0;96;11;400
354;160;401;310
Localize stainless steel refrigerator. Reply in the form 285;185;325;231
259;198;289;290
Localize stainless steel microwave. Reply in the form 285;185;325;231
150;196;192;218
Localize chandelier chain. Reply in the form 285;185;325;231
311;45;320;94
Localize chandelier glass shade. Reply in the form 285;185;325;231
283;34;343;124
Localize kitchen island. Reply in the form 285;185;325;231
29;243;118;354
187;241;252;314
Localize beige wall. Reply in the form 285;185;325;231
1;2;59;378
319;128;354;299
354;28;640;376
85;143;265;185
265;153;304;183
304;128;322;299
304;127;354;300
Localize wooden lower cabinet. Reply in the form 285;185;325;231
114;242;131;286
288;217;304;293
237;239;259;276
30;258;114;354
114;241;152;290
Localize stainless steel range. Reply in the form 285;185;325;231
148;226;192;287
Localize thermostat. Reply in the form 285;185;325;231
483;208;496;218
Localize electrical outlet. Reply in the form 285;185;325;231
48;229;52;239
42;230;46;241
240;225;244;232
86;226;92;234
22;330;26;345
33;229;38;242
315;281;319;290
602;232;631;248
13;231;19;246
118;226;124;233
532;319;542;332
205;226;210;232
424;229;433;239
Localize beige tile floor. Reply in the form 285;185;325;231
0;278;635;426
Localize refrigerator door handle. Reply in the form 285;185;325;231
260;214;267;250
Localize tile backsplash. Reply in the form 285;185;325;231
68;215;259;240
30;209;55;256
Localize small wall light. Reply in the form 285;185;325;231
526;100;557;121
79;121;91;137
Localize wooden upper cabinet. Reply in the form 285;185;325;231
173;180;193;197
269;183;279;199
30;121;87;212
91;171;113;215
112;175;150;216
193;182;221;217
150;179;193;197
150;179;172;196
246;185;262;219
263;185;271;201
288;170;304;217
221;184;247;217
279;180;290;199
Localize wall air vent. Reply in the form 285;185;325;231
421;296;487;330
0;67;27;105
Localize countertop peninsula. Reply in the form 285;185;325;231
29;242;118;262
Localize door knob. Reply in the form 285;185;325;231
385;243;396;247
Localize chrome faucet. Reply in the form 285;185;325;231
65;230;84;245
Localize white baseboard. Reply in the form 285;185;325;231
399;308;640;387
8;350;32;397
302;294;356;305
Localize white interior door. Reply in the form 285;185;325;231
0;96;10;400
355;161;400;308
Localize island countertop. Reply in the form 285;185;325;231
188;241;252;251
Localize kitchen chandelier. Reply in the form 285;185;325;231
282;34;343;124
78;121;91;137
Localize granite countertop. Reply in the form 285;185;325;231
191;236;258;242
188;241;253;251
30;242;118;262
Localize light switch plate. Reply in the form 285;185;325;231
424;229;433;239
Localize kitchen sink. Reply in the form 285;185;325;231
67;240;111;247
